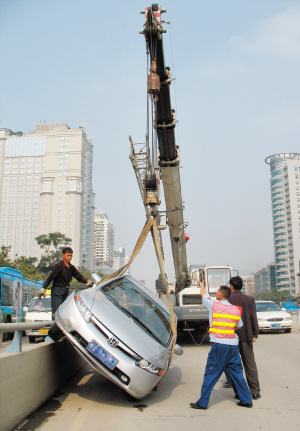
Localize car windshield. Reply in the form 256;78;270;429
256;302;281;312
101;278;172;346
28;298;51;312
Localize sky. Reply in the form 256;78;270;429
1;0;300;289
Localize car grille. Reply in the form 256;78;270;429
70;331;130;386
91;315;142;360
182;295;202;305
266;318;283;322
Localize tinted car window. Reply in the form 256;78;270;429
101;278;172;346
28;298;51;312
255;302;281;312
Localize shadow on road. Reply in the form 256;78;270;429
20;355;184;429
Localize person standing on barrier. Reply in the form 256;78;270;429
43;247;93;319
228;276;261;400
190;282;253;410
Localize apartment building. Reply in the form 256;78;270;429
265;153;300;295
94;212;114;270
0;123;95;269
113;247;130;274
254;262;276;294
241;275;255;295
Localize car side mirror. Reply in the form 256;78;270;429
91;273;102;285
174;344;183;356
281;307;286;311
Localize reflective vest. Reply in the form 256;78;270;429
209;301;242;339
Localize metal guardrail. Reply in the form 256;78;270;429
0;321;54;353
0;321;54;332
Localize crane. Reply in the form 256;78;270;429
130;5;233;334
130;4;189;294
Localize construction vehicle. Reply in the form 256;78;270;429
129;5;231;333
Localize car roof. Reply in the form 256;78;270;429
255;300;275;303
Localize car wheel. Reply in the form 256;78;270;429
48;323;63;342
29;336;36;343
123;390;139;402
3;316;12;341
284;328;291;333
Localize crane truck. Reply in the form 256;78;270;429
129;4;233;333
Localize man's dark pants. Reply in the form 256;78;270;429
197;343;252;408
225;341;260;396
51;285;69;319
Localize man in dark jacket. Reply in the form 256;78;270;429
228;276;261;400
43;247;92;318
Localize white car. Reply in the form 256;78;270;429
25;296;52;342
255;301;293;333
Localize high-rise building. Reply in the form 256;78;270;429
265;153;300;296
0;123;95;269
241;276;255;295
254;263;276;294
113;247;130;274
94;211;114;270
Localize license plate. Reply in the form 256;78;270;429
39;329;49;334
87;340;119;370
271;324;281;328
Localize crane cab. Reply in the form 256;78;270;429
192;266;233;298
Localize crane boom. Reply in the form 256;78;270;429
139;4;189;292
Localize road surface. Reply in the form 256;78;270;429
13;331;300;431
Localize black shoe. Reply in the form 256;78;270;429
235;395;239;400
224;382;232;388
190;403;207;410
252;394;261;400
237;402;253;408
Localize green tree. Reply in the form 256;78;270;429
70;269;105;286
253;288;298;305
36;232;72;274
13;256;42;281
0;246;14;269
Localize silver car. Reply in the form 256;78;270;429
51;275;182;400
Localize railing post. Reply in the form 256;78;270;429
7;331;22;353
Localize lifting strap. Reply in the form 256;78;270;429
98;217;177;361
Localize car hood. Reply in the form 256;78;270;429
257;311;292;319
82;288;170;367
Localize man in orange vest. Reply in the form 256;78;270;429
190;282;253;410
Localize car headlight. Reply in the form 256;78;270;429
136;359;164;376
75;294;92;323
283;317;292;321
257;318;266;321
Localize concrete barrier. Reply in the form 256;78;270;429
0;340;86;431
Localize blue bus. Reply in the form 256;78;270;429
0;267;44;340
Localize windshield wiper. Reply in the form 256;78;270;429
129;314;164;344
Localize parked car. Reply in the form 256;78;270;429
25;296;52;342
49;274;183;400
255;300;293;333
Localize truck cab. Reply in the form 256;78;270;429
175;266;232;332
